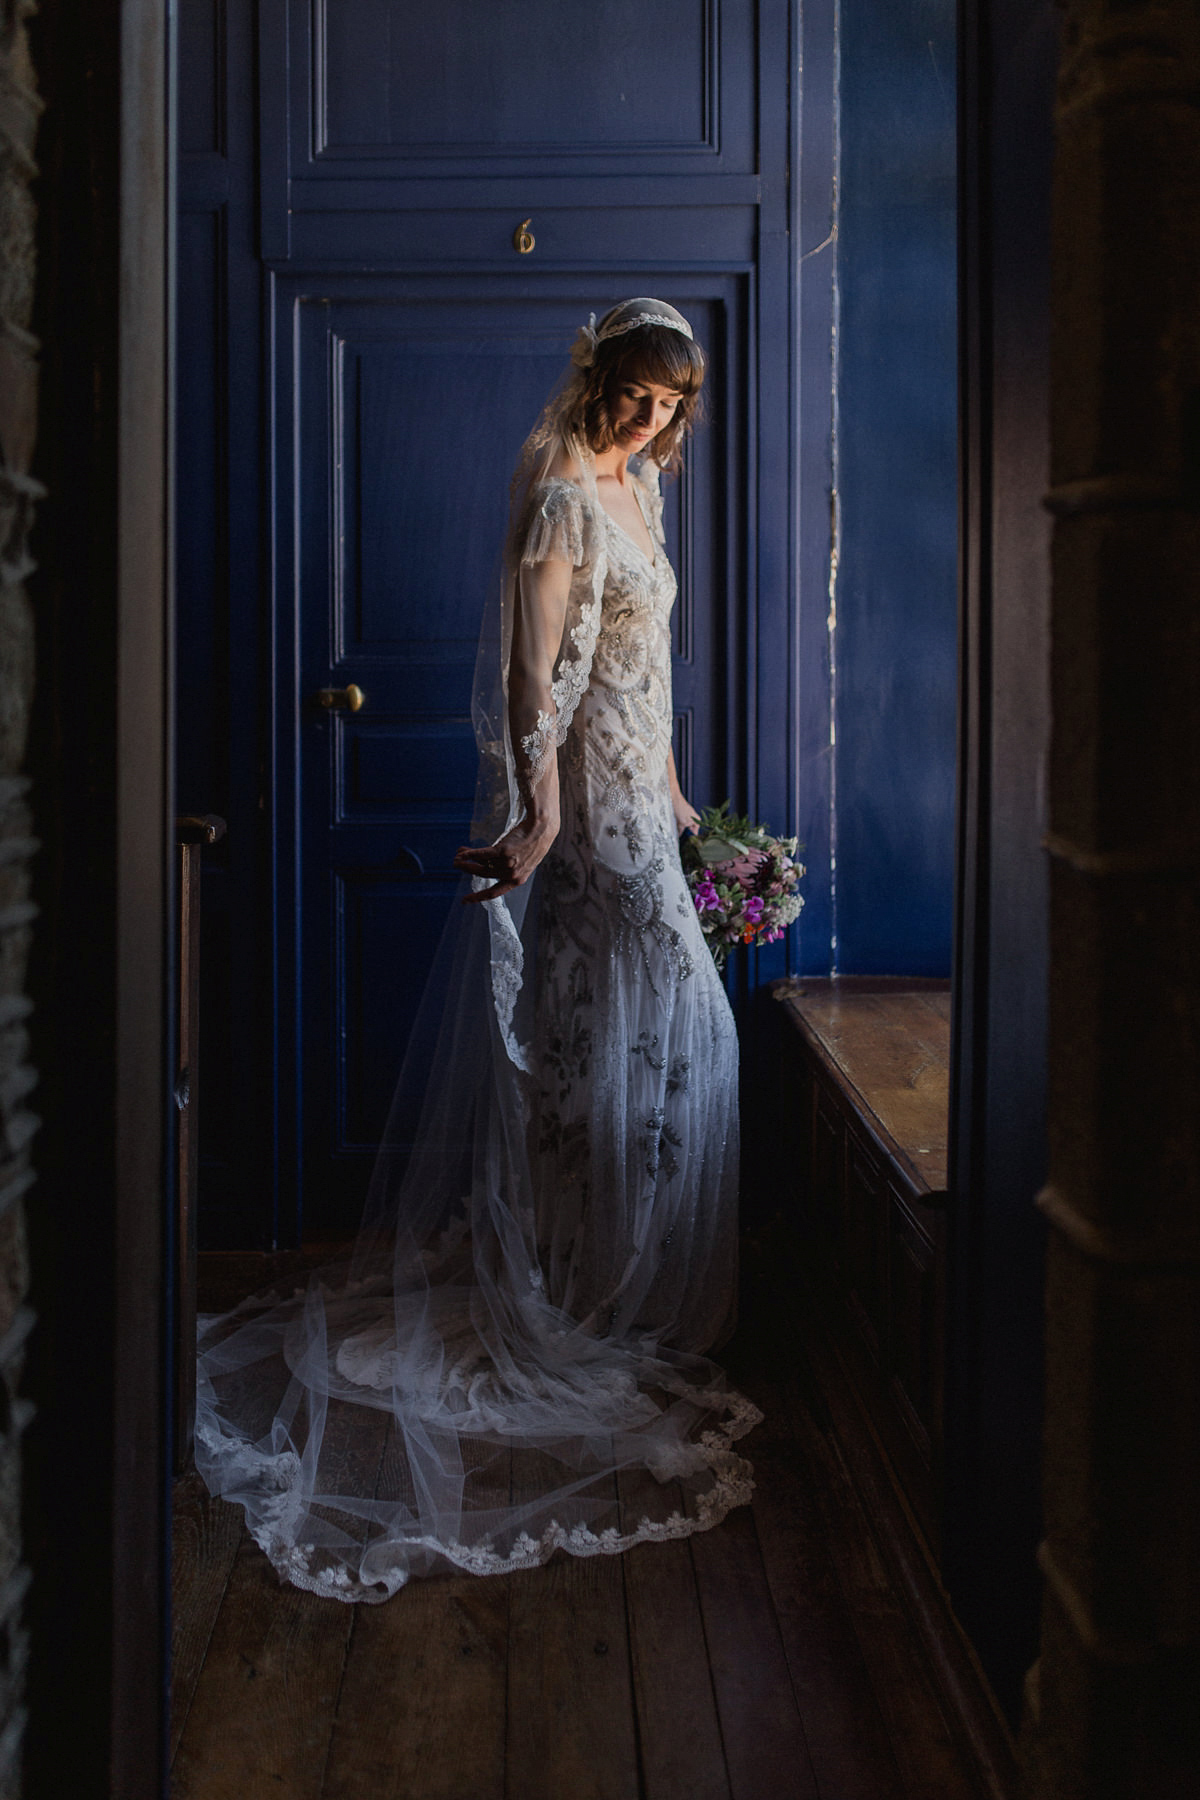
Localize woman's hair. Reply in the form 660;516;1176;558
568;322;706;473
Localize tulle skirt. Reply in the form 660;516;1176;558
195;808;758;1602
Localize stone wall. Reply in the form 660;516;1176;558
0;2;39;1794
1026;2;1200;1794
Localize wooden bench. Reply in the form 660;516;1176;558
772;977;951;1549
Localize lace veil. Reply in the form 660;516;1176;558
193;299;759;1601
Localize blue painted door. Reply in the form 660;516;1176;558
179;0;817;1244
286;288;743;1229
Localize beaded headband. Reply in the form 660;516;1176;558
597;309;693;343
570;302;694;371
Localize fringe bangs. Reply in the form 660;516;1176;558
574;322;707;475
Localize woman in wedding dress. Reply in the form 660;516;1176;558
195;299;761;1601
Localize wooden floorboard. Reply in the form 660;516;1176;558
171;1403;391;1799
169;1472;245;1767
780;1374;981;1800
794;1310;1006;1800
618;1467;732;1800
504;1457;640;1800
170;1531;358;1800
175;1248;999;1800
746;1390;908;1800
732;1238;989;1800
690;1488;820;1800
322;1569;510;1800
321;1431;510;1800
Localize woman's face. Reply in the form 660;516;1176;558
609;375;683;452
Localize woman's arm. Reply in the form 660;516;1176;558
667;746;700;836
454;555;572;902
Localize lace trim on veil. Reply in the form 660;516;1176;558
483;461;608;1066
478;874;533;1073
196;1384;764;1605
517;592;602;789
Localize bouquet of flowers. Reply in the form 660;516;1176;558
681;801;805;971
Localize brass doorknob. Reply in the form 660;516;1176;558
316;683;366;712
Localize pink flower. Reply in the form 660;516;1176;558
723;851;768;888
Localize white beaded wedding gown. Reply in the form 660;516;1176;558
194;446;758;1603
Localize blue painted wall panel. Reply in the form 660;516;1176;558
322;0;710;151
835;0;957;974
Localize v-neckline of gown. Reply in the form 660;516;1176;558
597;478;658;569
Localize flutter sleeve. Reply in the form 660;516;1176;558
520;478;589;569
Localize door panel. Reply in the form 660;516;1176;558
283;283;741;1226
318;0;719;155
279;0;753;181
338;871;456;1149
283;206;760;269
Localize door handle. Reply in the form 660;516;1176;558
316;683;366;712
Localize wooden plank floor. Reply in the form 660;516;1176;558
172;1246;994;1800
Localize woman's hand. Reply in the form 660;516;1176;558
671;787;700;837
454;809;559;903
666;745;699;837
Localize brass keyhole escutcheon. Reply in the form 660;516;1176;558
513;217;535;255
317;683;366;712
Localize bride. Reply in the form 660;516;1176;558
195;298;761;1601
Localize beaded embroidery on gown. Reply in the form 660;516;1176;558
194;307;759;1603
527;468;741;1352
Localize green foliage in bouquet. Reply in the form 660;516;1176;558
680;801;780;872
682;801;805;972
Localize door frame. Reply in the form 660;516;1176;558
947;0;1056;1716
25;0;173;1793
29;0;1055;1785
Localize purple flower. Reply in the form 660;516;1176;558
693;875;722;914
743;895;765;923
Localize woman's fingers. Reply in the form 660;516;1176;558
453;846;515;875
459;859;525;904
454;815;556;900
454;842;529;903
461;875;521;905
454;850;492;873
